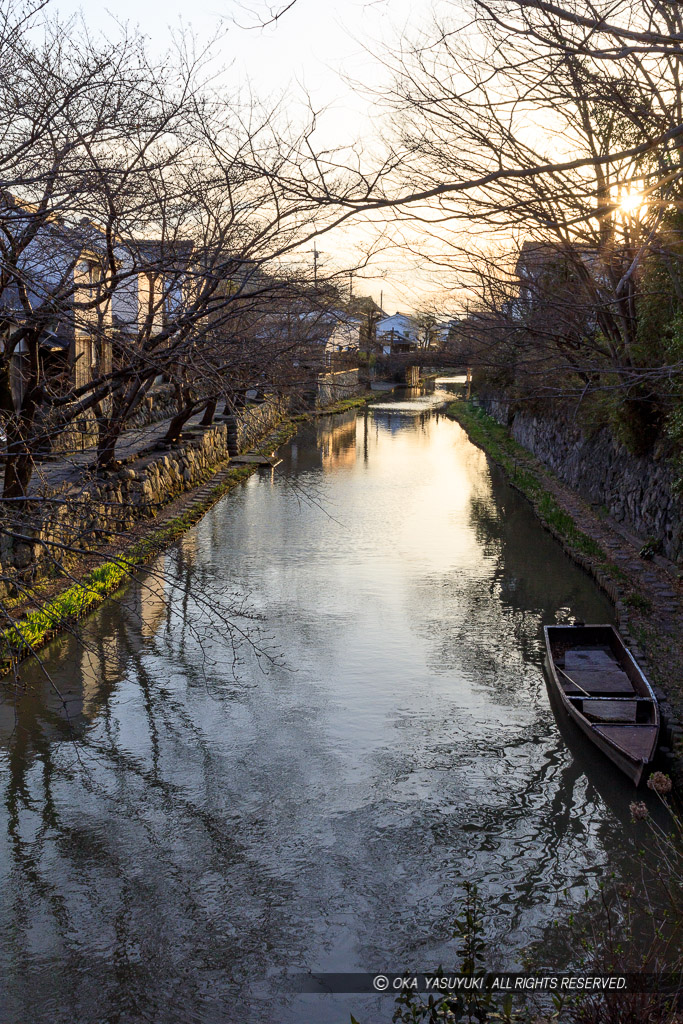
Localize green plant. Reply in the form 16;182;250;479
374;781;682;1024
535;493;604;558
389;884;526;1024
0;416;307;663
625;591;654;614
610;389;664;457
664;404;683;497
560;774;682;1024
0;467;265;663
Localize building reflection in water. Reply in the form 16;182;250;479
318;410;357;471
126;565;169;642
278;410;359;475
79;636;120;719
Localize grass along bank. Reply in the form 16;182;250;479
446;402;606;562
445;399;683;786
292;391;377;421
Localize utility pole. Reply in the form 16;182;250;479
313;247;320;288
349;271;353;301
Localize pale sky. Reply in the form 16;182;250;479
52;0;464;314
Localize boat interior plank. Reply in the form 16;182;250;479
561;669;634;695
582;700;637;722
565;649;617;670
592;725;659;759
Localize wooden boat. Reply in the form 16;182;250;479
544;624;659;785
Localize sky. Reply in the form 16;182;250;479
51;0;455;313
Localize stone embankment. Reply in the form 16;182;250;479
46;384;179;455
2;397;286;588
2;388;375;598
0;388;375;661
123;384;180;430
316;368;361;406
222;396;289;454
481;393;682;564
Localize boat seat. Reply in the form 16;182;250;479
581;699;637;723
565;649;618;670
560;649;634;695
568;695;651;703
560;669;634;695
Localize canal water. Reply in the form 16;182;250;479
0;383;660;1023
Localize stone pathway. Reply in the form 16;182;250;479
548;482;680;635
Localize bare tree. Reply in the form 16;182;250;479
0;0;388;654
328;0;678;448
0;0;372;491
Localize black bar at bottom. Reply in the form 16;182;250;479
292;972;683;995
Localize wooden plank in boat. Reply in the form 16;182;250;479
544;624;661;782
583;700;637;722
565;649;617;670
593;725;658;760
561;669;634;695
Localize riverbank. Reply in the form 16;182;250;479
0;392;378;670
445;399;683;788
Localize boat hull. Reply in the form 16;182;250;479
544;625;659;786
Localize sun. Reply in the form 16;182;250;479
620;189;647;215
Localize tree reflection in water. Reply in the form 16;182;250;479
0;538;288;1023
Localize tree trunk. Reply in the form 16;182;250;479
163;406;197;443
96;425;121;471
200;398;217;426
95;378;151;471
3;443;34;499
3;397;38;501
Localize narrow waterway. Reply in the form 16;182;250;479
0;384;660;1023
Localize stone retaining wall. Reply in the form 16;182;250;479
219;396;288;455
2;395;291;585
45;386;178;457
316;369;361;407
0;394;302;589
124;384;179;430
479;393;682;564
1;424;232;586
